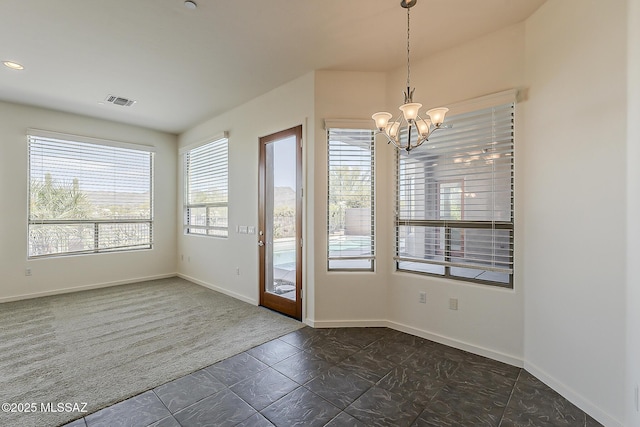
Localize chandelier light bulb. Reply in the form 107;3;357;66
372;112;393;131
416;118;431;137
399;102;422;123
426;107;449;127
388;122;400;140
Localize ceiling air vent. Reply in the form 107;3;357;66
105;94;136;107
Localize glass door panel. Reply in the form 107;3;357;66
265;135;297;301
259;126;302;320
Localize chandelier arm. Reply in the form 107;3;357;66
414;136;428;149
428;126;446;138
389;111;405;142
376;131;405;150
381;133;401;150
393;110;404;121
376;121;412;149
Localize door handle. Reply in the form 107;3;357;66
258;241;264;247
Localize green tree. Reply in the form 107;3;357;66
328;166;371;208
29;174;92;256
30;174;91;220
328;166;371;233
273;205;295;238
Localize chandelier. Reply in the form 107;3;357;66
372;0;448;153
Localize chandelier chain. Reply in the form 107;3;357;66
406;5;411;90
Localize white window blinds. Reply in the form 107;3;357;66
27;131;154;258
327;128;375;270
184;136;229;237
395;102;514;286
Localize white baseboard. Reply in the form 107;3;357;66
303;318;524;368
388;320;524;368
0;273;177;303
524;361;623;427
177;273;258;306
307;319;390;328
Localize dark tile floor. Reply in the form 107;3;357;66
62;327;602;427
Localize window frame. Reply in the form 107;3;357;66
326;120;376;272
27;129;155;259
182;132;229;238
394;99;515;288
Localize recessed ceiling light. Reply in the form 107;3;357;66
184;1;197;9
3;61;24;70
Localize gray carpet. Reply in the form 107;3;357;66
0;277;303;427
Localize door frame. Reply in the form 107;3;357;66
258;125;303;320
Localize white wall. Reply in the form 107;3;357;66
523;1;627;426
0;101;177;302
312;71;389;325
384;24;527;366
628;0;640;425
388;23;527;111
177;73;315;318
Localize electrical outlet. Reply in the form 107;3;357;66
449;298;458;310
419;292;426;304
25;268;32;276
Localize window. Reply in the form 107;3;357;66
327;127;375;270
183;134;229;237
395;102;514;286
28;130;154;258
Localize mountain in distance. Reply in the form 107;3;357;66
274;186;295;207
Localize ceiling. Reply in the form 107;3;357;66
0;0;546;134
